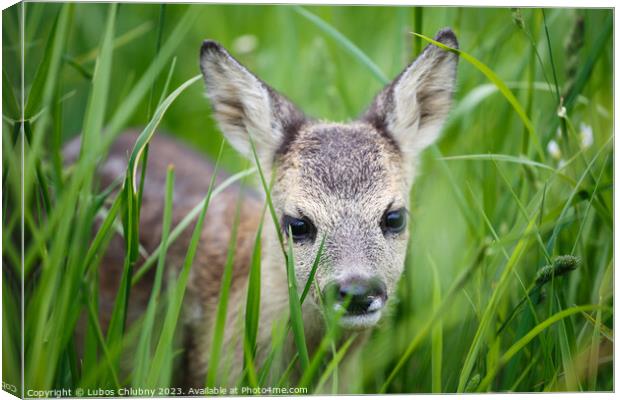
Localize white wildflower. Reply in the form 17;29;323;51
547;139;562;160
557;105;567;118
232;34;258;55
579;122;594;149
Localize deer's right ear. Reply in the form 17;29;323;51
361;29;458;162
200;40;305;166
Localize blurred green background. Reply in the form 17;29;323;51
5;5;610;168
2;3;613;394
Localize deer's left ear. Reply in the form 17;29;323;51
199;40;305;167
361;28;458;160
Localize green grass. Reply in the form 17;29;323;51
2;3;613;395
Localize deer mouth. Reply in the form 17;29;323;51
337;309;383;330
332;297;385;330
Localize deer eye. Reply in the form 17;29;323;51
283;215;316;243
382;208;407;234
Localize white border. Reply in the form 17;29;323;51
0;2;615;400
0;0;617;8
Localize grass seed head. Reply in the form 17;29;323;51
535;255;580;286
465;373;481;392
511;8;525;30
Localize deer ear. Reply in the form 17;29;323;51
199;40;305;166
361;28;458;160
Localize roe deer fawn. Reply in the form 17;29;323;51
68;28;458;389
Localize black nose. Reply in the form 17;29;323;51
325;277;387;315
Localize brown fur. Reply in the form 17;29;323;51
66;132;263;386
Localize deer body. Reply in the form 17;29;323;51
74;28;459;389
67;132;291;386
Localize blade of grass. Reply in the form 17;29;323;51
146;140;225;387
105;74;200;370
546;135;612;254
131;166;256;285
126;75;201;190
133;165;175;386
429;255;443;393
430;146;480;237
293;6;389;85
157;57;177;107
298;334;335;390
134;16;175;249
463;178;554;388
3;69;20;120
588;259;613;390
414;32;545;160
50;72;65;192
477;304;605;391
78;6;116;156
285;226;310;371
440;153;574;185
275;354;299;388
77;311;143;388
22;122;51;215
491;159;551;263
24;4;106;388
205;190;244;387
82;194;122;275
23;8;63;119
243;205;266;381
22;4;71;208
82;272;99;388
554;294;580;390
1;280;21;394
581;311;612;343
83;286;121;389
62;56;93;80
242;336;260;388
2;122;21;213
563;13;611;109
246;130;312;373
456;216;540;392
21;5;194;275
412;7;423;56
570;152;610;255
254;234;325;386
146;4;167;120
509;352;541;391
297;302;348;389
541;9;561;106
380;243;487;392
258;318;289;386
247;133;285;254
103;5;201;145
136;144;149;226
74;21;154;64
314;335;357;393
299;235;326;305
443;80;596;131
